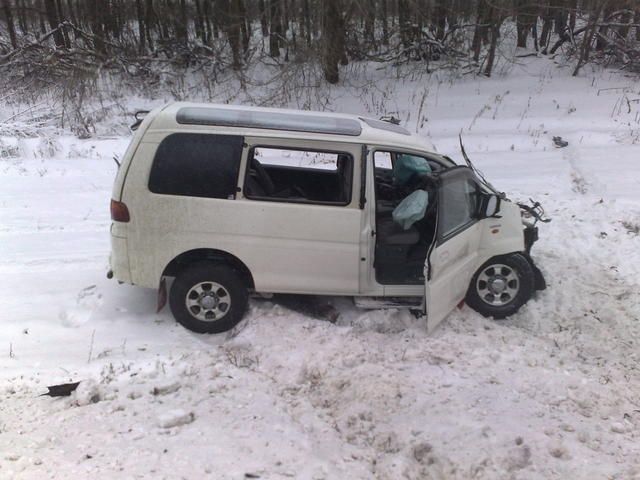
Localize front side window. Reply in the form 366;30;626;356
244;146;353;205
374;151;393;170
148;133;243;199
438;177;479;240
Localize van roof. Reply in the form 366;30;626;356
147;102;437;153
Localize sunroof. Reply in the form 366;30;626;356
360;117;410;135
176;107;362;136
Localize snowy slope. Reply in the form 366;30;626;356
1;59;640;479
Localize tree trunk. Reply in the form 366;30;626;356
258;0;268;36
135;0;146;52
302;0;311;45
175;0;188;46
269;0;282;57
568;0;577;31
471;0;487;62
38;0;46;34
553;3;567;35
202;0;212;44
194;0;205;42
516;0;536;49
539;3;553;50
434;0;446;41
238;0;249;53
380;0;388;45
145;0;155;49
617;8;632;40
288;0;296;52
363;0;375;46
44;0;65;47
322;0;341;83
338;0;348;65
212;0;220;39
595;5;612;51
484;16;501;77
16;0;28;35
64;0;77;35
89;0;105;52
573;5;602;76
398;0;410;50
221;0;242;68
1;0;18;49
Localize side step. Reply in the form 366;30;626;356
354;296;423;310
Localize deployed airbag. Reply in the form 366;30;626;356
393;154;432;186
392;189;429;230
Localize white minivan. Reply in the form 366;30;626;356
109;102;547;334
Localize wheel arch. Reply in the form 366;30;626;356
162;248;255;290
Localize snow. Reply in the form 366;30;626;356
1;58;640;479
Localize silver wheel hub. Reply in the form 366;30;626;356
476;263;520;307
490;278;507;294
185;281;231;322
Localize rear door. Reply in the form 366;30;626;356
236;138;364;295
425;167;482;332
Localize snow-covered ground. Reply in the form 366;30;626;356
1;58;640;479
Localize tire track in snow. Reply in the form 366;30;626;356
562;146;589;194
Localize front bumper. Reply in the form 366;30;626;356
522;224;545;291
524;225;539;254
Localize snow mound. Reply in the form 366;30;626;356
157;409;195;429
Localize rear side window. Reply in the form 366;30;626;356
149;133;243;199
244;146;353;205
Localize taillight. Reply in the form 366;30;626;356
110;199;130;222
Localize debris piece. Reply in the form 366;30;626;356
40;381;80;397
553;136;569;148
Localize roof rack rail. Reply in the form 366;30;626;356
176;107;362;136
379;115;401;125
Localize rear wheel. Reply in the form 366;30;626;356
465;253;534;319
169;263;248;333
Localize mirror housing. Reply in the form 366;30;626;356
479;193;501;218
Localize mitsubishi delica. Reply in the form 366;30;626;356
109;102;547;334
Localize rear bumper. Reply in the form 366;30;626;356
109;225;132;284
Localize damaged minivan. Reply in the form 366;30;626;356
109;103;548;334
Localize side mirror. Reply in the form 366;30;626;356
480;193;501;218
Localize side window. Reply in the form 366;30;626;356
244;146;353;205
374;151;392;170
255;148;339;170
438;177;479;240
148;133;243;199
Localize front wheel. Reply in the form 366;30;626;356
465;253;534;319
169;262;248;334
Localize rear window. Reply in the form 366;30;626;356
148;133;243;199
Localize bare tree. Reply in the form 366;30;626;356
44;0;65;47
1;0;18;49
322;0;342;83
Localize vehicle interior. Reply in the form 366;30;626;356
244;147;353;205
374;151;444;285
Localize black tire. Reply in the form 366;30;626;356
169;262;248;334
465;253;534;319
